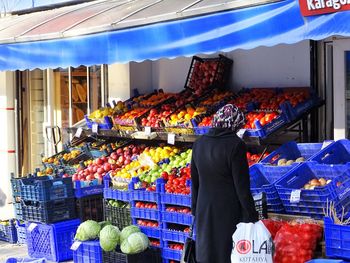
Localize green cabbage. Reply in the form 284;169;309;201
100;225;120;252
120;232;149;254
99;221;112;230
74;220;101;241
120;225;141;244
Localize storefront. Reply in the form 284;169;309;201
1;1;350;261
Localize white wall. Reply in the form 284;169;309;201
150;41;311;92
0;71;16;219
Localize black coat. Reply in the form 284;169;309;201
191;128;258;263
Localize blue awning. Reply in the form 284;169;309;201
0;0;350;71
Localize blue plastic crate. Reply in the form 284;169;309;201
261;141;325;165
287;96;319;120
85;115;113;130
162;247;182;261
71;240;103;263
310;140;350;165
159;181;191;207
193;126;210;135
131;207;161;221
27;219;80;262
6;258;46;263
245;106;290;138
21;198;76;224
103;174;130;202
0;220;17;243
14;202;23;220
131;190;160;203
275;163;350;218
134;223;162;239
161;211;192;226
324;217;350;261
162;229;195;244
15;220;27;244
250;164;289;213
14;176;74;202
74;180;104;198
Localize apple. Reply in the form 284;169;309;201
116;149;123;155
96;158;103;165
97;167;105;174
108;158;116;164
86;175;94;181
110;152;118;160
72;174;78;181
104;163;111;172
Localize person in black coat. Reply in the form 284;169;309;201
191;104;258;263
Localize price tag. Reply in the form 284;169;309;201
290;190;301;203
70;241;82;251
75;127;83;138
145;126;151;135
28;223;38;232
237;129;246;139
167;133;176;145
92;123;98;134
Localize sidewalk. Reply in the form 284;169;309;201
0;241;73;263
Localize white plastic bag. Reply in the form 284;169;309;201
231;221;274;263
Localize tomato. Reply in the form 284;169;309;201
136;202;141;208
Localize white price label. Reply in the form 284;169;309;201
70;241;82;251
321;140;333;150
28;223;38;232
145;126;151;135
167;133;176;145
75;127;83;138
237;129;246;139
92;123;98;134
290;190;301;203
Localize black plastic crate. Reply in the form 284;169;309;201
76;194;104;222
21;198;76;223
102;248;161;263
184;54;233;92
103;199;131;230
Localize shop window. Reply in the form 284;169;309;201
53;65;106;144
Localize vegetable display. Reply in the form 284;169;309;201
120;232;150;254
74;220;101;241
100;225;121;252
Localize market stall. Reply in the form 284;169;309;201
1;0;350;263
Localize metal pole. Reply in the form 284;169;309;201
32;0;34;8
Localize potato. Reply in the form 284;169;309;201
295;157;305;163
326;179;332;184
319;178;327;186
310;179;321;186
304;184;311;190
286;160;295;165
277;158;287;166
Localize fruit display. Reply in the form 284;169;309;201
42;149;82;165
163;166;191;195
88;107;113;122
136;149;191;189
149;238;161;247
72;144;144;182
140;105;176;128
135;202;158;210
302;178;332;190
165;206;191;214
246;151;269;166
139;92;174;108
113;108;149;126
166;106;202;127
198;90;234;107
243;111;279;129
167;242;184;251
275;157;305;166
197;116;212;127
136;219;159;228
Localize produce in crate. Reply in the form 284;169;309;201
243;111;279;129
72;144;145;182
165;206;191;214
167;106;203;127
120;225;141;244
246;151;269;166
100;225;121;252
197;116;212;127
120;232;150;254
135;202;158;209
168;242;184;251
140;104;176;128
89;107;113;121
139;92;173;107
302;178;332;190
137;219;159;228
163;165;191;195
108;199;130;208
75;220;101;241
276;157;305;166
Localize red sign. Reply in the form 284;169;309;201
299;0;350;16
236;240;252;254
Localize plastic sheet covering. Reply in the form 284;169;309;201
0;0;350;71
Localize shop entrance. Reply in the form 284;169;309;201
333;39;350;139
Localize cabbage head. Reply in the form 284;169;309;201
99;221;112;230
74;220;101;241
120;225;141;244
100;225;120;252
120;232;149;254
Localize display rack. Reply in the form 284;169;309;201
66;102;323;147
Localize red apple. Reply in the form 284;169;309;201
96;158;103;165
110;152;118;160
104;163;111;172
97;167;105;174
116;149;123;155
